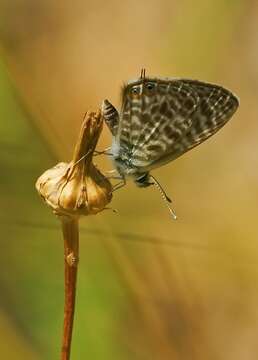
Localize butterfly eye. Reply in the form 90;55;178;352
130;86;140;95
145;82;155;92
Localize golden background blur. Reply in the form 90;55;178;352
0;0;258;359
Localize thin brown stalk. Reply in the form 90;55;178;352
61;218;79;360
36;111;112;359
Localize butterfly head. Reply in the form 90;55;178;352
120;74;177;128
121;77;158;106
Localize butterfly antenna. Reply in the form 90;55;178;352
149;175;177;220
140;68;146;80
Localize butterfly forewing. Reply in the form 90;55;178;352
115;78;238;171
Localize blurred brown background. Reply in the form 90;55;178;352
0;0;258;359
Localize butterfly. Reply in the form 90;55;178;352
102;69;239;218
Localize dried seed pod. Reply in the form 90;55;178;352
36;110;112;218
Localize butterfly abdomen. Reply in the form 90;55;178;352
102;99;119;136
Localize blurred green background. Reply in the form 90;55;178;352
0;0;258;359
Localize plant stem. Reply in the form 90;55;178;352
61;217;79;360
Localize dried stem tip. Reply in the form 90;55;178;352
36;110;112;217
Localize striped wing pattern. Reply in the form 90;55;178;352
117;78;238;171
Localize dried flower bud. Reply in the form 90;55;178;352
36;110;112;218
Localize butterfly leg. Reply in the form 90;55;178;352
93;147;112;156
105;170;126;191
105;169;120;177
111;176;126;192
